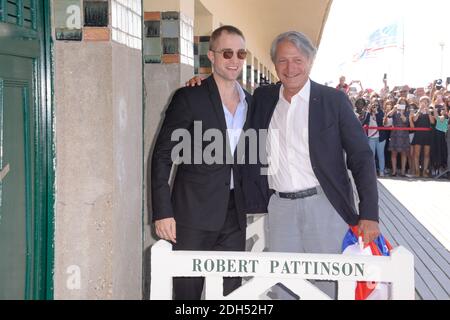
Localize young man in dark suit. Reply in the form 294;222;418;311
150;26;252;300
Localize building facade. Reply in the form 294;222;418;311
0;0;331;299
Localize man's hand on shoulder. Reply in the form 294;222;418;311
358;219;380;245
155;217;177;243
185;76;203;87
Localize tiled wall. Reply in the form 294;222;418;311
54;0;83;41
194;36;211;76
143;11;194;66
54;0;142;50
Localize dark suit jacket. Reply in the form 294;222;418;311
244;80;379;226
150;75;252;231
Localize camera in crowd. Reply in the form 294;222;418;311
409;103;419;112
397;104;406;111
435;79;443;90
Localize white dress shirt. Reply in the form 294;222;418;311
222;82;248;190
267;79;320;192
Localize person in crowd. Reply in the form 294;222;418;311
446;104;450;178
336;76;349;93
363;99;387;176
399;85;410;98
383;100;394;173
355;97;369;122
431;94;448;175
379;76;390;99
411;96;435;177
386;98;410;176
407;96;419;176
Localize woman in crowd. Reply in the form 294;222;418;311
386;99;410;176
431;94;448;175
446;103;450;178
407;97;419;175
362;99;387;176
383;100;394;172
411;96;435;177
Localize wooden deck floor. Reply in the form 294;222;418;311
377;179;450;300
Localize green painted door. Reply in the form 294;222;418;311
0;0;52;299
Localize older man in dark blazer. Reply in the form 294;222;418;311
243;31;380;299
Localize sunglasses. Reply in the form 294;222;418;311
210;49;247;60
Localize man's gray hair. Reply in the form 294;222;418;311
270;31;317;63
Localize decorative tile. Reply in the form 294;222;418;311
144;11;161;21
54;0;82;29
144;37;162;56
199;55;211;68
162;54;180;64
162;38;179;54
84;1;109;27
199;67;212;74
144;55;161;64
83;27;110;41
194;55;200;70
194;42;198;55
145;20;160;37
55;28;82;41
161;11;179;20
161;20;179;38
198;42;209;55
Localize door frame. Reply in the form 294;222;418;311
39;0;55;300
0;0;55;299
43;0;54;300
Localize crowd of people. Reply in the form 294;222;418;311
337;76;450;179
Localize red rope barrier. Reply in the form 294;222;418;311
363;126;432;132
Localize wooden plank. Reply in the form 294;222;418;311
378;182;449;257
380;183;450;263
379;187;450;278
379;180;450;250
379;194;449;283
379;202;439;299
379;217;427;300
382;188;450;282
379;184;450;254
379;204;436;300
378;192;450;299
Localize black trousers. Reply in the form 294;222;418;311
172;191;245;300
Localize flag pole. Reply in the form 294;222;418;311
401;17;405;84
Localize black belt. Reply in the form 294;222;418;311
276;187;318;200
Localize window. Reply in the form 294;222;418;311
0;0;37;30
111;0;142;50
